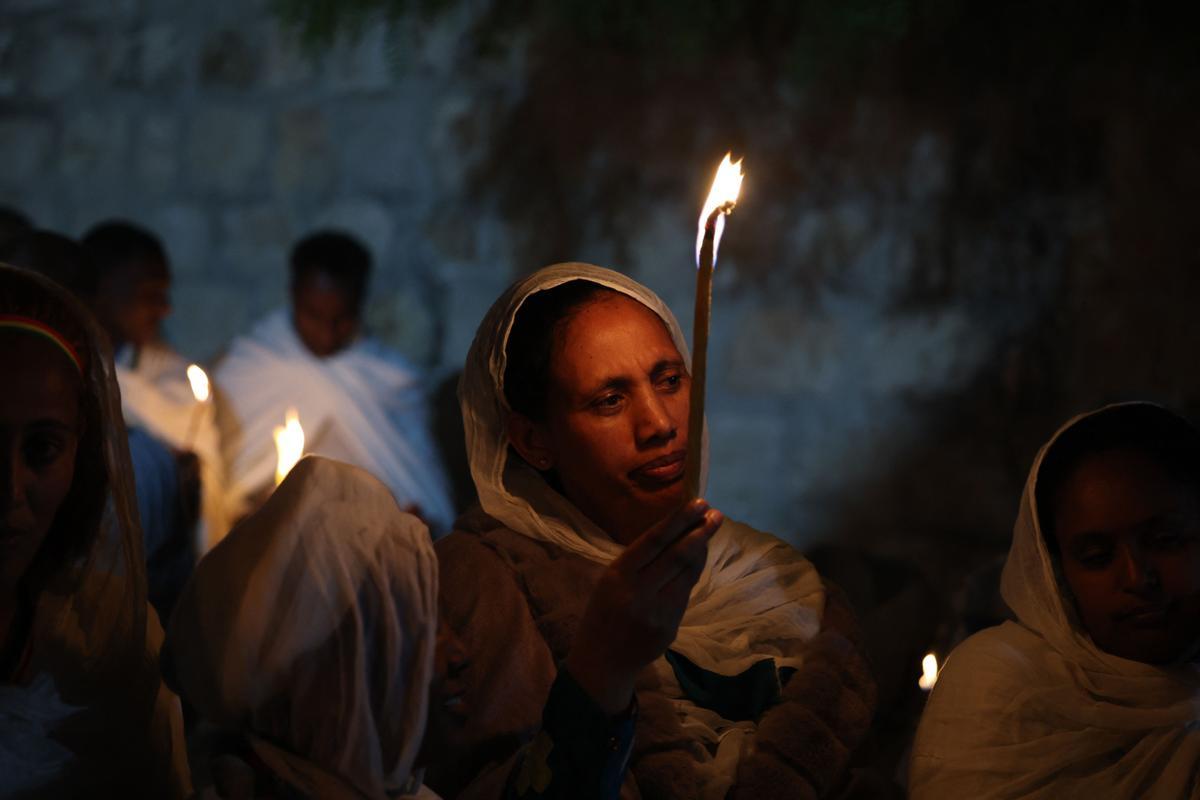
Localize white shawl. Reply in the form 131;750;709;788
910;403;1200;800
215;309;455;535
461;264;826;799
168;456;439;800
115;340;231;553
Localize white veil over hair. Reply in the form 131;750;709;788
459;262;825;679
0;263;189;797
167;456;439;800
910;402;1200;799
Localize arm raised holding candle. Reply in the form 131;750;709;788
428;263;876;799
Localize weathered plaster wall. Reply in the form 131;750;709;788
3;1;1199;585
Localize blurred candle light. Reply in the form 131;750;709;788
183;364;210;448
273;408;305;486
683;153;744;499
918;652;940;692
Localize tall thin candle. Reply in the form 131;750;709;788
684;153;744;499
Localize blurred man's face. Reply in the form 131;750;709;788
290;270;361;358
94;258;171;350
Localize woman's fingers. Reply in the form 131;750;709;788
640;509;723;593
615;499;710;573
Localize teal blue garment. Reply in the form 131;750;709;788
665;650;794;722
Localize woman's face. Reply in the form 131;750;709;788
0;333;81;595
1051;448;1200;664
512;294;690;544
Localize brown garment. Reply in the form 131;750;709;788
432;506;878;800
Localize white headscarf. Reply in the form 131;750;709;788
0;264;189;797
460;263;824;678
910;403;1200;800
167;456;439;800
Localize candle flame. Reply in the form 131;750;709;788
273;408;305;486
186;364;210;403
918;652;940;692
695;152;745;266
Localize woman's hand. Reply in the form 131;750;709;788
565;499;724;715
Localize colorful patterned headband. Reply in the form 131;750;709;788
0;315;84;375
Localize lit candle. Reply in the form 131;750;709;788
684;153;744;499
183;364;210;449
273;407;305;486
918;652;940;692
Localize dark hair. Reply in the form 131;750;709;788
503;280;616;421
289;231;371;307
1036;404;1200;548
81;220;167;295
0;230;90;296
0;269;107;594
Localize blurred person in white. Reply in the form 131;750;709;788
215;231;454;534
911;403;1200;799
81;220;230;554
0;264;189;796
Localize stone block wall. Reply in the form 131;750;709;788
3;0;1199;587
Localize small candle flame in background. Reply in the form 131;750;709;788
695;152;745;266
918;652;940;692
273;408;305;486
183;365;211;449
186;364;210;403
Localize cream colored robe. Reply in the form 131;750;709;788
910;403;1200;799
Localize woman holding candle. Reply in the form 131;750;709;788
432;263;876;799
166;455;717;799
910;403;1200;799
0;265;189;796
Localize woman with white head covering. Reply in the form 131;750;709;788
167;456;439;799
910;403;1200;799
169;453;687;799
0;264;190;797
434;264;877;800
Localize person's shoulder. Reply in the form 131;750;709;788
349;335;424;377
944;622;1047;676
923;622;1049;713
215;310;283;357
436;507;510;564
134;341;188;377
909;622;1055;796
711;515;813;567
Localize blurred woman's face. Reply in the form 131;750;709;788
1052;448;1200;664
511;295;690;545
0;334;81;595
